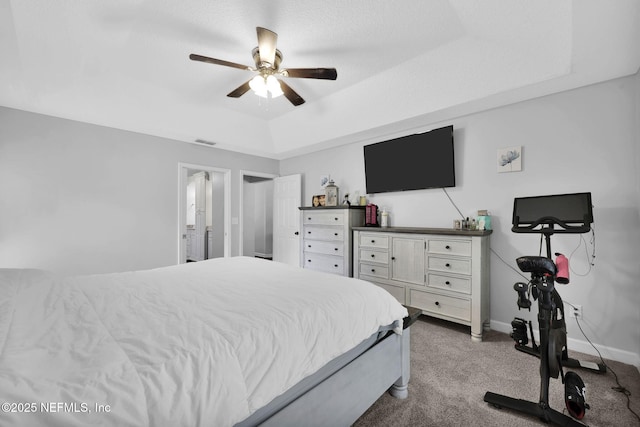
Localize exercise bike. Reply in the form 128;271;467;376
484;192;599;426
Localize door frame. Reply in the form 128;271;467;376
239;170;278;258
178;162;231;263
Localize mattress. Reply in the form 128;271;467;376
0;257;407;426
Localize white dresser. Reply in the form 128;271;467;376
354;227;491;341
299;206;365;277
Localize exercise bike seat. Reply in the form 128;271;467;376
516;256;557;276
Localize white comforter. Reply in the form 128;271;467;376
0;257;407;426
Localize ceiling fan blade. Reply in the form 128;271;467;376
227;80;252;98
279;80;305;106
256;27;278;66
189;54;251;71
282;68;337;80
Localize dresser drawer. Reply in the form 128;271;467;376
428;256;471;275
303;211;345;225
359;263;389;279
409;289;471;322
358;233;389;249
304;253;344;274
427;273;471;294
304;227;344;241
304;240;344;256
359;248;388;265
427;239;472;257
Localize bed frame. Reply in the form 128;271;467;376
237;321;413;426
1;261;414;427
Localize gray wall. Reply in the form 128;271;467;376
210;171;226;258
0;107;278;274
281;73;640;365
1;72;638;365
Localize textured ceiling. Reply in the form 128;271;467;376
1;0;639;159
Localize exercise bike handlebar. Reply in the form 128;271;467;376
512;215;592;235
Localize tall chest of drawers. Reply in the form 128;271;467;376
354;227;492;341
299;206;365;277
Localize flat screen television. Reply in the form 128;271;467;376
364;125;455;194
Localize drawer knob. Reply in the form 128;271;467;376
334;248;338;251
371;240;375;243
391;256;396;261
435;301;440;306
308;217;311;220
445;263;451;268
371;269;376;273
334;217;339;221
334;233;338;236
371;254;375;258
445;245;451;250
308;245;312;248
307;231;311;234
445;281;451;285
334;264;339;268
308;260;311;263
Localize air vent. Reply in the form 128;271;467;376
194;139;217;147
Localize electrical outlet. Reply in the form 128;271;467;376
572;305;583;319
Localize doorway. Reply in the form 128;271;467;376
240;171;277;259
178;163;230;263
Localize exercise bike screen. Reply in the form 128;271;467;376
512;192;593;225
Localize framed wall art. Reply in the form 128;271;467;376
497;146;522;173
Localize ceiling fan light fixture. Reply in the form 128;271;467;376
249;75;267;95
249;74;282;99
266;75;283;98
190;26;336;106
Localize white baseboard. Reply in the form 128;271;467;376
490;320;640;371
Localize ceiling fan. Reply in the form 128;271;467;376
189;27;337;106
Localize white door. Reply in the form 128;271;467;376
273;174;302;266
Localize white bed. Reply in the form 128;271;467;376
0;256;409;426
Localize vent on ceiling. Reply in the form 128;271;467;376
194;139;217;147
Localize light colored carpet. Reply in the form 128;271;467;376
354;316;640;427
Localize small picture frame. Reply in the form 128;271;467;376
497;146;522;173
312;194;326;207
